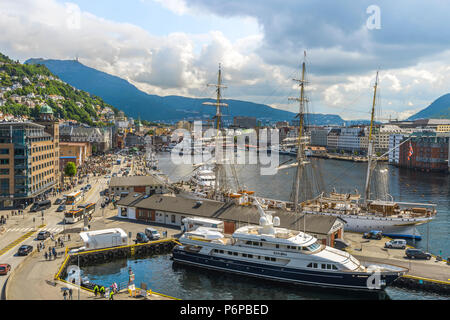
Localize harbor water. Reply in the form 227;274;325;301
79;152;449;300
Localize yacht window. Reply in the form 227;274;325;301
248;254;253;259
326;264;332;270
264;257;270;261
246;241;252;245
233;252;238;256
307;263;312;268
228;251;233;255
276;244;279;249
307;241;321;252
242;253;247;257
313;263;318;268
321;264;326;269
270;258;276;262
219;250;224;254
332;265;338;270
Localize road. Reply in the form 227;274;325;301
0;154;130;299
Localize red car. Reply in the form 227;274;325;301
0;264;11;275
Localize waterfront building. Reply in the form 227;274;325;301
337;127;363;153
59;142;91;169
233;116;257;129
116;194;345;247
125;132;145;148
0;119;59;208
326;128;340;151
109;176;166;197
60;125;111;153
309;128;330;147
398;131;449;172
388;134;407;164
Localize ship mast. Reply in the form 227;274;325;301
364;71;379;202
203;64;228;196
289;52;309;212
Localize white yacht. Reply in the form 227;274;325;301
191;165;216;188
172;200;408;291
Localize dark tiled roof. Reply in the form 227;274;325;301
133;194;225;216
121;193;343;235
109;176;163;187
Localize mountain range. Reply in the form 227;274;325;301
407;93;450;120
25;58;349;125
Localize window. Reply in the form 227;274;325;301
242;253;247;258
270;258;276;262
228;251;233;255
233;252;238;256
0;159;9;165
0;149;9;154
332;265;338;270
0;168;9;175
248;254;253;259
321;264;326;269
171;215;175;223
264;257;270;261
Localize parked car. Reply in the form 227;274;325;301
37;231;50;240
56;205;66;212
18;245;33;256
54;198;65;205
363;230;383;240
0;264;11;275
135;232;149;244
405;248;432;260
145;227;161;240
385;239;407;249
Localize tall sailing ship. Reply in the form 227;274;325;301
177;60;437;240
289;70;437;240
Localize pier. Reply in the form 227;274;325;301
344;232;450;295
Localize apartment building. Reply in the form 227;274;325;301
0;123;58;208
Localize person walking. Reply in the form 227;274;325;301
63;290;68;300
109;289;114;300
93;285;99;297
52;247;57;259
99;286;105;298
44;251;48;260
69;288;73;300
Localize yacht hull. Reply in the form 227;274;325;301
303;211;428;240
172;247;403;291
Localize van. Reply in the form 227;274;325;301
30;200;51;212
145;227;161;240
385;239;407;249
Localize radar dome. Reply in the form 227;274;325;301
273;216;280;226
259;217;268;226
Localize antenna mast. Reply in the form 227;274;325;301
289;52;309;212
203;64;229;196
364;71;379;202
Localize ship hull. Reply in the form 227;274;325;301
304;211;428;240
172;247;402;291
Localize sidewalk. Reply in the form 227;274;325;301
6;242;170;300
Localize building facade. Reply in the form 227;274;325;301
398;132;449;172
0;120;59;208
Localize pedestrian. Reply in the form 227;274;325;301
99;286;105;297
52;247;57;259
44;252;48;260
93;285;99;297
68;234;71;241
63;290;68;300
69;288;73;300
109;288;114;300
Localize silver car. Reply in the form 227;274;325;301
385;239;407;249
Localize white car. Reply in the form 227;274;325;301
384;239;407;249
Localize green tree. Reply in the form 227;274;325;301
64;162;77;185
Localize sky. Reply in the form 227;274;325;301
1;0;450;120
